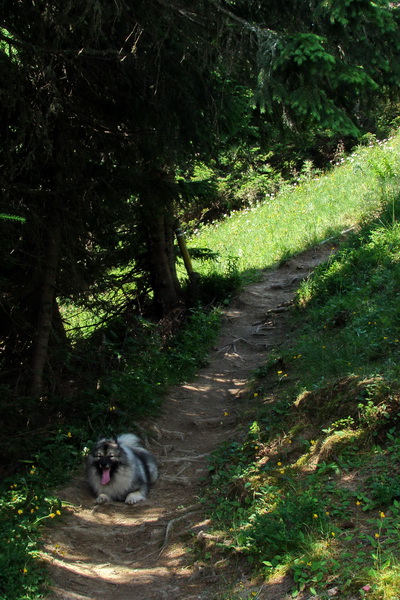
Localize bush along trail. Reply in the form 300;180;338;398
41;242;336;600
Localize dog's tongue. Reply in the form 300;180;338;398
101;468;111;485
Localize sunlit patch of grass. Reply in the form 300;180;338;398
190;132;400;277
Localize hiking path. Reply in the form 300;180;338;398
43;242;336;600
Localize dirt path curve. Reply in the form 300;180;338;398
43;243;336;600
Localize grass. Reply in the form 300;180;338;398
189;133;400;281
197;134;400;598
4;130;400;599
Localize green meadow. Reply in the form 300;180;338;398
189;134;400;279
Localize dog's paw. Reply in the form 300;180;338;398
95;493;110;504
125;491;146;504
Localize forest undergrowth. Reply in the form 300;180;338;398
2;133;400;599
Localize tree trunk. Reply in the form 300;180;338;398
147;210;182;316
29;215;62;397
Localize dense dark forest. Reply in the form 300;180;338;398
1;0;400;402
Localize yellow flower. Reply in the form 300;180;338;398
380;512;385;518
30;509;35;514
23;568;28;574
279;469;284;474
56;510;61;516
17;509;23;515
325;511;330;516
277;370;283;374
277;462;282;466
67;432;72;438
356;501;361;506
331;532;336;537
224;411;229;416
313;513;318;519
49;513;56;518
253;392;258;397
375;533;380;538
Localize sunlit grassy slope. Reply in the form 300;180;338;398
189;133;400;277
199;132;400;599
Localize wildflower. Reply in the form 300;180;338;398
313;513;318;519
375;533;380;538
224;411;229;416
109;406;116;412
277;461;282;466
49;513;56;519
326;511;330;516
30;509;35;514
17;509;23;515
56;510;61;516
310;440;316;445
67;432;72;438
331;532;336;537
22;568;28;574
356;501;361;506
253;392;258;397
380;511;385;519
277;370;283;374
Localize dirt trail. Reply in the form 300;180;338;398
43;243;336;600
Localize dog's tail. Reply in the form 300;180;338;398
117;433;142;449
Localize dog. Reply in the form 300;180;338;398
86;433;158;504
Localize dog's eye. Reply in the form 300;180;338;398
109;454;115;459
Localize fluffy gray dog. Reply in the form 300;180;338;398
86;433;158;504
